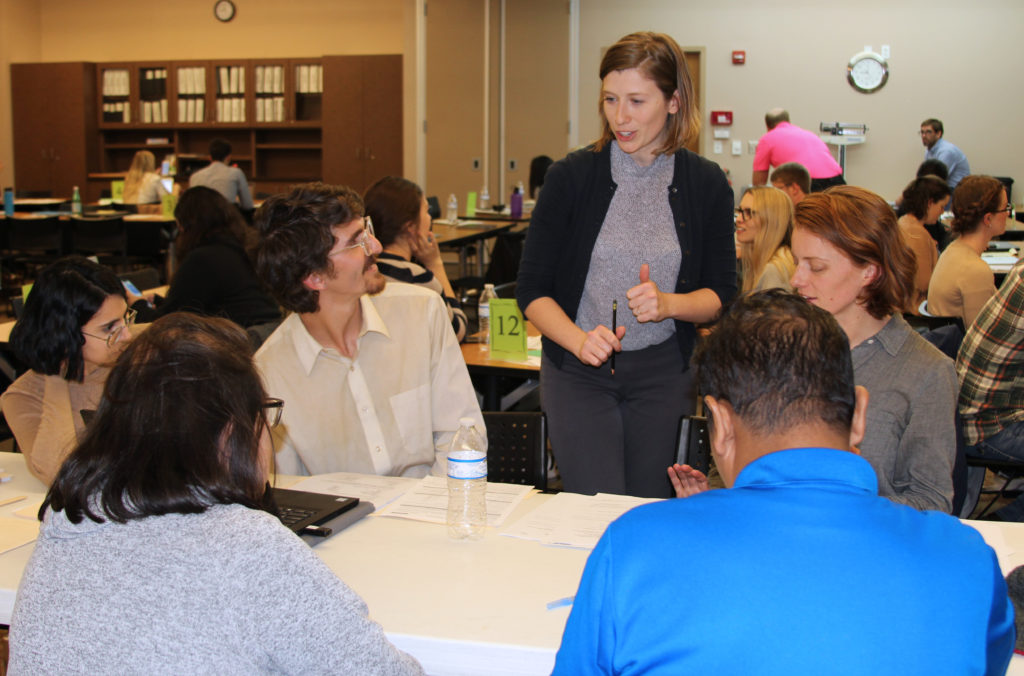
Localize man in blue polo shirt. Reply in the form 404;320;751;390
553;290;1013;675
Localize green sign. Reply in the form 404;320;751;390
489;298;527;360
161;193;177;219
110;180;125;203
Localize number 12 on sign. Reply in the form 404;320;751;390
488;299;528;360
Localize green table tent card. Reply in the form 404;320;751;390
489;298;527;360
110;180;125;203
161;193;177;219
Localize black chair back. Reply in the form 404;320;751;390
70;216;127;256
6;216;66;254
675;415;710;475
483;411;548;490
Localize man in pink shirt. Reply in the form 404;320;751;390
752;109;844;191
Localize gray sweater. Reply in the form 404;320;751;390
10;503;424;675
852;314;957;513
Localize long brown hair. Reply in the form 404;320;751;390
593;32;699;155
739;186;794;293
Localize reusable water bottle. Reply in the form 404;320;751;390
447;417;487;540
509;187;523;219
3;188;14;217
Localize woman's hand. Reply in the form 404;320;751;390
577;324;626;367
409;230;444;269
626;263;669;323
667;463;709;498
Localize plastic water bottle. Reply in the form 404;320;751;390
447;417;487;540
446;193;458;222
478;283;497;345
71;186;83;215
479;186;490;210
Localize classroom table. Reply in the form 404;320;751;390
10;198;69;213
433;220;520;279
2;449;1024;674
461;323;540;411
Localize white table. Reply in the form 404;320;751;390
3;449;1024;675
0;452;586;675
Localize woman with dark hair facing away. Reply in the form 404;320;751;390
790;186;957;512
131;186;281;332
898;174;950;314
9;313;424;675
0;256;134;484
516;32;736;498
928;175;1009;327
363;176;468;341
735;185;795;293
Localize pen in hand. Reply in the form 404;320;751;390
611;300;617;375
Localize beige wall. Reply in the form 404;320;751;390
579;0;1024;203
0;0;43;191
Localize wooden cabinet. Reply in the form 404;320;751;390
11;62;97;198
322;55;403;193
12;56;402;202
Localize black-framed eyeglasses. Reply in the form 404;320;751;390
82;308;137;348
331;216;376;257
734;207;756;221
262;398;284;428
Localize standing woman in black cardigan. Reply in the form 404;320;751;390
516;32;736;498
131;186;282;335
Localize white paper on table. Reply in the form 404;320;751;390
13;502;43;520
377;476;532;526
0;516;39;554
287;472;419;513
501;492;660;550
962;519;1016;573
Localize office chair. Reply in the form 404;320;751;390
483;411;548;490
69;215;128;262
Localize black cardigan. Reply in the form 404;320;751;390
516;144;736;369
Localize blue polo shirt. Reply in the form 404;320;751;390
554;447;1013;675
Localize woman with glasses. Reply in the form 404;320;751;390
130;186;282;343
1;256;134;484
363;176;468;341
790;186;957;512
735;186;795;293
9;313;424;674
516;32;736;498
897;175;950;314
928;175;1008;327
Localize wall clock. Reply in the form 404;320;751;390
847;50;888;93
214;0;236;23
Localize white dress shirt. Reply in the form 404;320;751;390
255;282;483;477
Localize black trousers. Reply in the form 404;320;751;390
540;337;695;498
810;174;846;192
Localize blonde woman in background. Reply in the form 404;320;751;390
736;186;795;292
122;150;167;209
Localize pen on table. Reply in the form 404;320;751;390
611;300;617;375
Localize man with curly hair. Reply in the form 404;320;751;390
252;182;483;477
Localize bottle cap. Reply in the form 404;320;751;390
459;416;476;427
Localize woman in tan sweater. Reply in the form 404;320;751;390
897;175;949;314
928;175;1009;327
1;257;135;483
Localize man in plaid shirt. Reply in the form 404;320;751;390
957;261;1024;520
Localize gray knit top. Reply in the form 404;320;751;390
10;503;424;675
576;142;681;351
